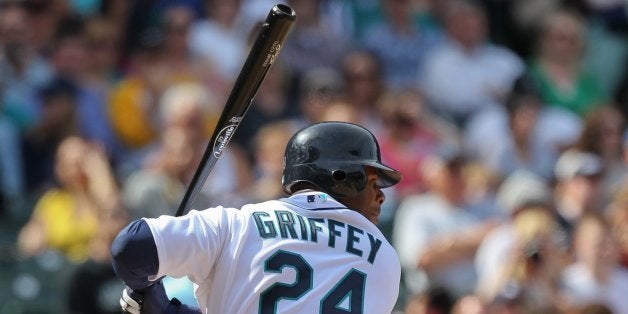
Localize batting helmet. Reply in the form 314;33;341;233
282;121;401;198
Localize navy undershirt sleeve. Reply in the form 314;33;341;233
111;219;160;290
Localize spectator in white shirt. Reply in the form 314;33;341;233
393;145;497;298
560;213;628;314
419;0;524;128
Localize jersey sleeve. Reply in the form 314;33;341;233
110;219;159;290
144;208;235;283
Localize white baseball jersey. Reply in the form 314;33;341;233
144;191;401;313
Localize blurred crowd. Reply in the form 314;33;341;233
0;0;627;313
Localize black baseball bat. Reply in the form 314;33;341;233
175;4;296;217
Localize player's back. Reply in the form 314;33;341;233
202;191;401;314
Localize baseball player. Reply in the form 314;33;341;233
111;121;403;313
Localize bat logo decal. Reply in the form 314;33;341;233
213;123;238;158
262;41;281;67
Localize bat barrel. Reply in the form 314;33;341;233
175;5;296;217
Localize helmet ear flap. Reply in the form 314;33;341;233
331;170;348;182
327;165;367;198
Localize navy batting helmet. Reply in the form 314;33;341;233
282;121;402;198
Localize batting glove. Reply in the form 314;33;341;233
120;280;182;314
120;286;143;314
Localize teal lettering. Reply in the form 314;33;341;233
275;210;298;239
253;212;276;238
367;233;382;264
346;225;364;257
308;218;324;243
328;219;345;248
296;214;308;241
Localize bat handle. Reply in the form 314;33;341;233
174;4;296;217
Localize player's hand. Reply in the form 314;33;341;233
120;280;186;314
120;286;143;314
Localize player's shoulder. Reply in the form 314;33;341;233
196;200;287;225
237;199;286;213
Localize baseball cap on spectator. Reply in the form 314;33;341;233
553;149;604;181
496;169;552;215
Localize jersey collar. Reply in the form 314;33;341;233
280;191;347;211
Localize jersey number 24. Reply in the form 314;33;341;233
259;250;366;314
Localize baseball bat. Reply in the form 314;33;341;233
175;4;296;217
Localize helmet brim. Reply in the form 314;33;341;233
364;161;402;188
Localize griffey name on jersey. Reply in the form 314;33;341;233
252;210;383;264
